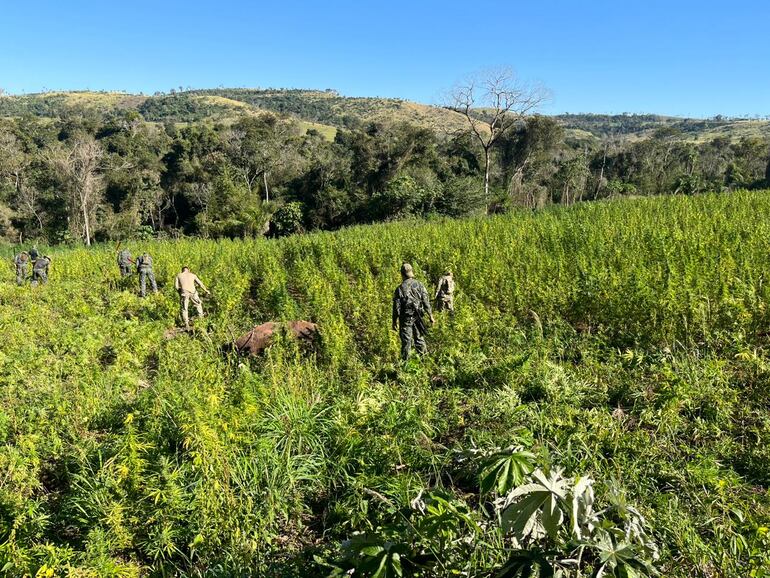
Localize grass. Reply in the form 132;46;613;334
1;191;769;576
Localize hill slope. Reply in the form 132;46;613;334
2;89;768;142
1;193;769;576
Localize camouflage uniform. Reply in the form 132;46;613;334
14;252;29;285
434;271;455;313
117;249;133;277
174;268;209;328
31;256;50;287
136;253;158;297
392;263;433;360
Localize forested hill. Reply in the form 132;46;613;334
1;87;769;247
2;88;769;143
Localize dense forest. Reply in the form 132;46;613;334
0;89;769;245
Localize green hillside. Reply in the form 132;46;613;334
555;112;770;143
1;192;769;576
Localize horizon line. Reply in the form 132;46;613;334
1;86;769;121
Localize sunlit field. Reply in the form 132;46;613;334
1;192;769;576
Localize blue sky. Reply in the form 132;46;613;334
1;0;768;117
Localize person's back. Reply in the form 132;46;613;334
33;256;49;272
435;270;455;312
31;256;50;287
29;246;39;261
392;263;433;360
174;266;209;328
14;252;29;285
396;277;428;319
118;249;133;277
136;253;157;296
175;270;200;294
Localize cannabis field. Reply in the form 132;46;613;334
1;192;769;577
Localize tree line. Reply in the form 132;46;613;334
0;104;768;245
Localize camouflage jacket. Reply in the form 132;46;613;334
118;250;132;266
435;275;455;300
33;257;50;272
136;254;153;272
14;253;29;267
392;278;432;324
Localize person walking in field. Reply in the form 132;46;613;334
31;255;51;287
392;263;434;360
13;251;30;285
434;268;455;313
174;266;210;329
136;252;158;297
117;248;134;277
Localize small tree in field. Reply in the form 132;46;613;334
447;68;547;207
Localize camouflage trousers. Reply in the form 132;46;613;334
16;265;27;286
119;264;132;277
435;295;454;312
31;270;47;287
139;270;157;297
399;316;427;360
179;290;204;327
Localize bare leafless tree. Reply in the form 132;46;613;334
447;68;548;205
16;182;44;233
49;136;105;246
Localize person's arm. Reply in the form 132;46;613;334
392;288;400;330
434;277;443;300
420;283;434;323
174;275;180;291
194;275;209;294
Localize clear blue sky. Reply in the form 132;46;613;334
1;0;768;117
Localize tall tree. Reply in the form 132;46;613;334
497;115;563;208
766;155;770;186
0;128;28;193
447;68;547;205
49;136;105;245
226;114;301;202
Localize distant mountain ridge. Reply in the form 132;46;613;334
1;88;769;143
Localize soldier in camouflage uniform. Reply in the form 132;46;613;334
117;249;134;277
31;255;51;287
136;252;158;297
13;251;30;285
392;263;434;360
434;268;455;313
